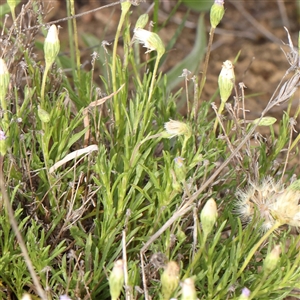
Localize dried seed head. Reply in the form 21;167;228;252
133;28;165;57
235;177;300;232
109;260;124;300
218;60;235;103
161;261;180;300
210;0;225;28
163;119;191;139
44;25;60;67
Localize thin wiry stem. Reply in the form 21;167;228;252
0;155;47;300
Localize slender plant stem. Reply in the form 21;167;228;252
69;0;81;77
112;2;131;126
40;64;50;107
213;100;225;133
148;54;162;103
236;221;281;278
249;273;267;299
183;243;205;279
194;27;215;121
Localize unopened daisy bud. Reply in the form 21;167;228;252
161;261;180;300
121;0;131;12
263;245;281;275
200;198;218;237
44;25;60;67
163;119;191;139
0;58;10;101
181;278;197;300
174;157;186;184
135;13;149;29
133;28;165;57
20;293;32;300
218;60;235;103
287;179;300;192
253;117;276;126
210;0;225;28
38;105;50;123
238;287;251;300
109;260;124;300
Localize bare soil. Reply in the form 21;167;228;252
46;1;299;124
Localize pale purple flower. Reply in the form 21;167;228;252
59;295;72;300
0;130;6;140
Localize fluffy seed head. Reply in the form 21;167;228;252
163;119;191;138
133;28;165;57
235;177;300;232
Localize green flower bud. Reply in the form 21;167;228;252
171;170;182;193
135;14;149;29
133;28;165;58
288;179;300;192
38;105;50;123
121;0;131;11
181;278;197;300
161;261;180;300
253;117;277;126
176;226;186;243
44;25;60;67
109;260;124;300
0;58;10;101
218;60;235;103
210;0;225;28
263;245;281;275
200;198;218;237
174;157;186;184
20;293;32;300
